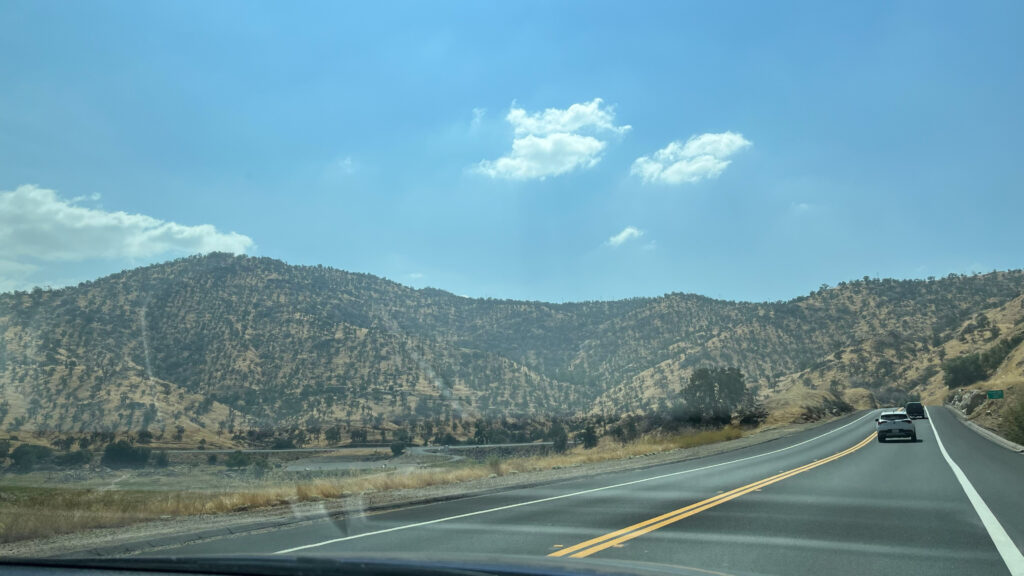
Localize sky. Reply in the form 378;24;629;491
2;1;1022;303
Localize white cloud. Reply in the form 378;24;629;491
408;272;425;279
790;202;812;214
0;259;40;293
471;107;486;128
0;185;254;262
477;133;607;180
506;99;631;137
340;156;356;174
475;98;630;180
607;226;644;247
632;132;751;185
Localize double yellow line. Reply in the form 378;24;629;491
550;432;876;559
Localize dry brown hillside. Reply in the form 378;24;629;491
1;254;1023;447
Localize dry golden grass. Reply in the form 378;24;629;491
0;427;742;544
507;427;743;473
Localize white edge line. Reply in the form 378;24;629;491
274;411;874;555
927;407;1024;576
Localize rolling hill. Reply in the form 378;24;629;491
1;253;1023;447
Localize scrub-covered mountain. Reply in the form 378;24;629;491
1;253;1022;446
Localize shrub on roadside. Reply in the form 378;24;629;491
101;440;151;468
153;450;170;468
225;451;252;469
10;444;53;471
1001;393;1024;445
54;449;92;467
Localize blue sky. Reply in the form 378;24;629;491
2;1;1022;302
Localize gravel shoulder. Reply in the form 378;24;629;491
0;416;854;559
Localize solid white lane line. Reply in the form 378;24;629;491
927;407;1024;576
274;411;874;554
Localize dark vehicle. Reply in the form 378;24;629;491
905;402;926;420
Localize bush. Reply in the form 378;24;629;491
547;421;569;453
153;451;170;468
271;437;296;450
943;333;1024;388
390;441;406;456
669;402;702;427
251;456;271;478
737;402;769;426
207;453;218;465
225;451;252;469
101;440;151;468
942;355;987;389
486;455;504;476
0;439;10;460
55;449;92;467
1001;394;1024;445
10;444;53;471
433;432;459;447
579;426;599;449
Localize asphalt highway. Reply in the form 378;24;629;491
151;407;1024;576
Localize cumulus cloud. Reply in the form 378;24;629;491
475;98;630;180
632;132;751;185
0;185;254;262
607;226;644;247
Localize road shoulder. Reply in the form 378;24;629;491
943;404;1024;453
0;413;865;559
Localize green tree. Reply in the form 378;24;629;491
548;421;568;453
682;367;747;425
55;449;92;467
225;451;251;469
580;425;599;449
250;456;271;478
11;444;53;471
101;440;151;468
390;441;406;456
153;450;170;468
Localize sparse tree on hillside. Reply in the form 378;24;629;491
580;425;599;449
682;367;747;426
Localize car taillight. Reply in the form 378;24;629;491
903;419;912;424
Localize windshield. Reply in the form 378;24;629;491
3;2;1024;576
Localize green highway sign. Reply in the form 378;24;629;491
987;390;1004;399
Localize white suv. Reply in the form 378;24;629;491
875;410;917;442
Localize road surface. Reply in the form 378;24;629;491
150;407;1024;576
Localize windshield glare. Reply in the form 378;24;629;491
2;2;1023;576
